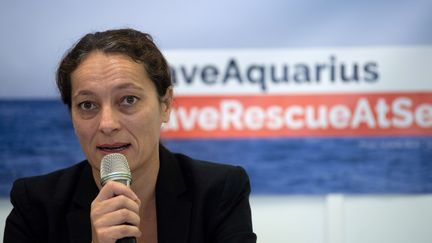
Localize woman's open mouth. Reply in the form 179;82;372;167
97;143;131;153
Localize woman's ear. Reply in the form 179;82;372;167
161;86;173;123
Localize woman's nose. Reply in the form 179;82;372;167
98;106;121;135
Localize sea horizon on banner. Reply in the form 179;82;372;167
1;99;431;195
0;99;431;195
163;137;432;194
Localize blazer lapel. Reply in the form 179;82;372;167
156;146;192;243
66;162;99;242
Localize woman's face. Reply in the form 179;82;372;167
70;51;172;175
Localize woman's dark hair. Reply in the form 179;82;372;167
56;28;172;110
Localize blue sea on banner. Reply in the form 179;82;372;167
1;99;432;196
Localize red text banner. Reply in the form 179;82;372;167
162;92;432;138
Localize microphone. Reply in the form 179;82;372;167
100;153;136;243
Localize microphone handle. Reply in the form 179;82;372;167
115;222;136;243
117;236;136;243
113;179;135;243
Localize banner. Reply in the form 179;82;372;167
161;46;432;193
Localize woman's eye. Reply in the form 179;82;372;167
79;101;96;111
121;96;138;106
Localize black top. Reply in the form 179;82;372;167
4;146;257;243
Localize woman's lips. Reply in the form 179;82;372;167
97;143;131;153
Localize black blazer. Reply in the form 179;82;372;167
4;146;256;243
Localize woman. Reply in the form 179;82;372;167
4;28;256;243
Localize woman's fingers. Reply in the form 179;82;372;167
90;181;141;243
93;207;141;228
95;181;139;202
92;194;140;218
92;223;141;243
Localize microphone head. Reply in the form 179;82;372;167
100;153;132;186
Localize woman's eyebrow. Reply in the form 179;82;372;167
114;82;145;91
73;90;95;99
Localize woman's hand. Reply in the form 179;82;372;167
90;181;141;243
